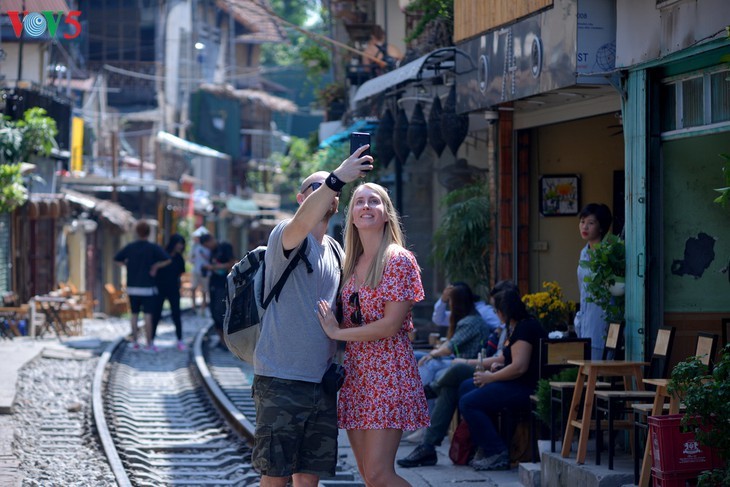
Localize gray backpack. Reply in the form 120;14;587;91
222;237;341;362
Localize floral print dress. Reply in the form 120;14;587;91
337;247;430;431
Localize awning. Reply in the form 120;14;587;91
226;196;259;217
353;47;472;104
156;131;231;160
61;188;136;231
318;119;379;150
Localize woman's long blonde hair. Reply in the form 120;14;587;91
342;183;405;289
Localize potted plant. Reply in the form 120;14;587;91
668;344;730;486
316;82;346;121
580;233;626;324
522;281;577;334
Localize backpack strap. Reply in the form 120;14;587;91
262;238;313;308
325;235;344;288
325;236;345;323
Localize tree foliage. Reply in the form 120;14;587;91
0;163;28;213
261;1;327;68
431;180;490;296
404;0;454;43
0;107;58;164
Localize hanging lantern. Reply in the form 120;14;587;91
406;102;428;159
393;108;410;165
375;109;395;169
440;85;469;155
428;95;446;156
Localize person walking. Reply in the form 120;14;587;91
114;220;170;351
575;203;613;359
316;182;428;487
204;240;236;349
191;232;213;314
152;234;186;350
252;146;373;487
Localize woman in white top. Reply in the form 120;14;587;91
575;203;613;359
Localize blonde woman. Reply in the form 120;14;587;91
317;183;428;487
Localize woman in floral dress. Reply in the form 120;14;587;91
317;182;429;487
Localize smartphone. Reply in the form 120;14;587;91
350;132;371;158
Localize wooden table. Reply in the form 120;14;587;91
32;296;74;340
638;378;680;487
561;359;648;464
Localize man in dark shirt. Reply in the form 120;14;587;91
114;221;170;350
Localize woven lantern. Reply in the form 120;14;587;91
428;95;446;156
393;108;410;165
374;109;395;168
406;102;428;159
440;85;469;155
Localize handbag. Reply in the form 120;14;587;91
449;420;474;465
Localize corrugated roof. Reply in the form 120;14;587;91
61;188;136;231
0;0;70;12
200;84;297;113
216;0;285;43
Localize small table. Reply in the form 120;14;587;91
33;296;73;340
638;378;680;487
0;306;28;338
561;359;648;464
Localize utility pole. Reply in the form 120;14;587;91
111;132;118;203
16;0;25;82
139;137;145;217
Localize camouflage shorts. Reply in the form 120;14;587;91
251;375;338;478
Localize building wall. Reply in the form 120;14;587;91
375;1;407;54
527;113;625;302
616;0;730;67
662;133;729;313
0;44;47;84
454;0;554;42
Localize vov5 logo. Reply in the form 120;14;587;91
5;10;82;39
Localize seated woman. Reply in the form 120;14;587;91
458;287;547;471
397;280;518;468
417;282;491;385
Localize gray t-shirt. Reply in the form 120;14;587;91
253;220;342;382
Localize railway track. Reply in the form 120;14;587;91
93;323;363;486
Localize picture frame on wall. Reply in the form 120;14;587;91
539;174;581;216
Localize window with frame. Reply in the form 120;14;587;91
660;68;730;134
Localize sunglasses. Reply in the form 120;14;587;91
304;181;341;197
349;291;363;325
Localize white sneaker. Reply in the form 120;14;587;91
403;428;425;444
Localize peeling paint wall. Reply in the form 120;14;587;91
663;133;730;312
